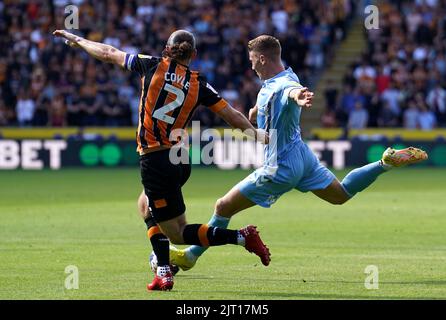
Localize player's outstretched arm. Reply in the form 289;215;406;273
217;105;268;144
289;87;314;108
53;30;126;67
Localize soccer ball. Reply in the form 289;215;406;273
149;251;179;275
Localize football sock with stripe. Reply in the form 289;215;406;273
341;161;386;197
145;217;170;267
182;224;239;247
187;214;230;257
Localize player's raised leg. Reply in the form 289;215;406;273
171;186;257;270
381;147;428;168
157;209;270;268
312;147;428;204
171;162;294;271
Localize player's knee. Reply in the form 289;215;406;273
138;198;147;214
215;197;227;215
137;194;149;218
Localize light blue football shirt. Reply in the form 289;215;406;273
256;67;303;169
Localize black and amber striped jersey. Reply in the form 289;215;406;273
124;53;228;154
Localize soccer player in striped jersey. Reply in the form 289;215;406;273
53;29;271;291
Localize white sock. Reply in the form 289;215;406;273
156;265;171;277
237;231;245;246
380;159;393;171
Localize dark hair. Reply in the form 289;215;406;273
247;35;281;60
163;30;196;62
165;41;194;61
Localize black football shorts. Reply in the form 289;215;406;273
139;147;191;223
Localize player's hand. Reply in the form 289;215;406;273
53;30;81;48
291;87;314;108
248;106;258;125
256;129;269;144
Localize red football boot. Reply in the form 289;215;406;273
147;271;174;291
240;225;271;266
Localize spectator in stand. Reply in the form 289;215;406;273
321;106;338;128
403;100;420;129
365;93;382;127
15;89;35;127
375;66;391;95
0;100;11;126
353;59;377;82
343;64;357;89
0;0;353;128
271;3;289;35
33;96;49;126
433;51;446;78
66;93;82;127
324;79;339;111
340;84;356;114
378;101;399;127
348;102;369;129
221;83;240;107
102;92;125;127
79;78;101;126
418;103;437;130
334;0;446;129
381;81;402;118
427;83;446;126
48;94;66;127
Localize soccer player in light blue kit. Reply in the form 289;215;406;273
155;35;428;270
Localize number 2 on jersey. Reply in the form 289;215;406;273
152;83;185;124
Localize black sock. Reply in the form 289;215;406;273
182;224;238;246
147;226;170;266
144;216;155;229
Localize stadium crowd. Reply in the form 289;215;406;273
0;0;355;128
322;0;446;130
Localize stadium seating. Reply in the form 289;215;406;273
0;0;355;129
324;0;446;131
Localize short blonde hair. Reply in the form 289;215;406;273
247;35;281;60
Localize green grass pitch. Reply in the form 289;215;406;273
0;167;445;300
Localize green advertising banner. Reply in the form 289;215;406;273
0;138;445;170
